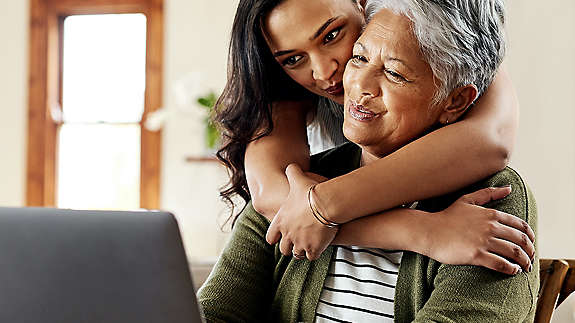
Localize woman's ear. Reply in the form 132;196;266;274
440;84;478;124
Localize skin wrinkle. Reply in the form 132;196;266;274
355;27;417;78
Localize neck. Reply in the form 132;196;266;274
360;149;381;167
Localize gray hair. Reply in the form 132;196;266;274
364;0;506;105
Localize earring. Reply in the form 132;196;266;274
445;117;449;124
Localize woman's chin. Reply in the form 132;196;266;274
343;125;378;149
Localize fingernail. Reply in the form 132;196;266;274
528;264;532;272
515;266;522;274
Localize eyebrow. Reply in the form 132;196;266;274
273;16;341;58
354;42;366;52
273;49;295;57
310;16;340;40
383;57;413;73
355;42;413;72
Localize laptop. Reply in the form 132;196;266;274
0;207;205;323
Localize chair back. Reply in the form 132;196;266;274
557;260;575;307
535;259;571;323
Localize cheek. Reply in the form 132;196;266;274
343;65;359;95
388;101;436;140
383;90;427;126
283;68;314;89
385;85;426;115
336;38;356;63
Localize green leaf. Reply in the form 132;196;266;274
197;92;218;109
197;97;212;108
205;122;220;149
197;91;221;149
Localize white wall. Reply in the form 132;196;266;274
0;0;28;207
506;0;575;260
505;2;575;320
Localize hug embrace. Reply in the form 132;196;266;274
200;0;538;322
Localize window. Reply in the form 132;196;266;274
27;0;163;209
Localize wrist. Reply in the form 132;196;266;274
413;212;440;257
391;210;436;255
308;184;340;228
313;181;346;223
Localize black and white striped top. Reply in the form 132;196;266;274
314;246;403;322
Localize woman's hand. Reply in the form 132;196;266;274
266;164;337;260
424;186;535;275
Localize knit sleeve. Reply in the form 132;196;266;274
197;203;276;323
413;266;535;322
413;168;538;322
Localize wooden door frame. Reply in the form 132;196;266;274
26;0;163;209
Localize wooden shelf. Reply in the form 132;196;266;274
185;155;220;163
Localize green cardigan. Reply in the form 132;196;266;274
198;143;539;322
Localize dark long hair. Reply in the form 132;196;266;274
214;0;314;221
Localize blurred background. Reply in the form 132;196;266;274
0;0;574;321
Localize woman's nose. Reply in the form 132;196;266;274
312;58;338;83
352;68;380;100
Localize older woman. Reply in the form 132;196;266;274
199;0;538;322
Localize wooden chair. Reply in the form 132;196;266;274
557;259;575;307
535;259;575;323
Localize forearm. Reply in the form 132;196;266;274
316;122;505;223
245;101;311;217
315;69;519;224
332;208;433;255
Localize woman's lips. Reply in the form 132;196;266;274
324;82;344;96
349;102;379;121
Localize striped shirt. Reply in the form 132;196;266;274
307;98;347;154
315;246;403;322
314;203;417;322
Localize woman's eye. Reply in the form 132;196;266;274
324;28;341;43
386;69;407;82
351;55;367;64
282;55;303;67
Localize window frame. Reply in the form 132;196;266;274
26;0;163;209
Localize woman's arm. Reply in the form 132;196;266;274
244;100;311;218
333;187;535;275
316;68;519;223
268;167;535;274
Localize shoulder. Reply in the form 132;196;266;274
479;167;527;189
309;142;361;179
476;167;536;225
420;167;536;224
